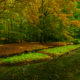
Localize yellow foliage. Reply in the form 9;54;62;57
71;20;80;27
58;14;68;21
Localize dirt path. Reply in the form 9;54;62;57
0;42;70;57
0;42;54;57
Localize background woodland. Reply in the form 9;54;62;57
0;0;80;43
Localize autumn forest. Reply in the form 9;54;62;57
0;0;80;80
0;0;80;44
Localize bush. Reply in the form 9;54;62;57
72;39;80;44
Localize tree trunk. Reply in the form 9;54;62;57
8;20;9;43
39;0;44;43
40;31;43;43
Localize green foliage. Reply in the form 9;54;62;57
71;39;80;44
76;1;80;9
0;0;80;43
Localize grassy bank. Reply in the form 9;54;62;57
38;45;80;56
0;53;52;66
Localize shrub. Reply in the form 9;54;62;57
72;39;80;44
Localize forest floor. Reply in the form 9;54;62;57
0;42;68;57
0;47;80;80
0;42;80;80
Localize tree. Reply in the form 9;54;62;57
24;0;80;43
0;0;80;44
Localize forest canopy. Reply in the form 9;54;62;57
0;0;80;43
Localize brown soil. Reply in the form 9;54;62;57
0;42;73;57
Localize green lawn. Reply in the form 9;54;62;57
0;52;52;66
39;45;80;56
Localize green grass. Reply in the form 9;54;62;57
0;52;51;64
40;45;80;56
0;49;80;80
